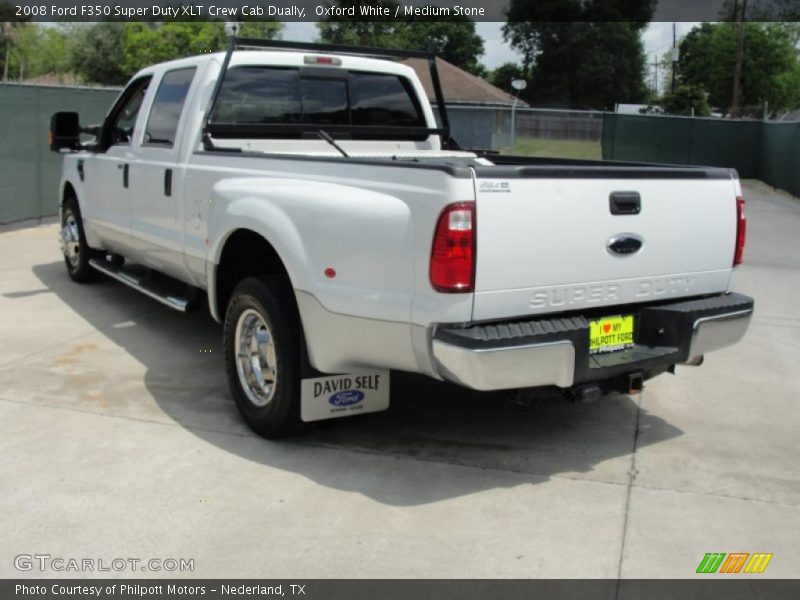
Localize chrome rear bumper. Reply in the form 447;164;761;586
687;309;753;361
433;339;575;391
432;293;754;392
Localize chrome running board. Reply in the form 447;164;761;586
89;258;191;313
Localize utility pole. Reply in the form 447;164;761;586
731;0;748;117
671;23;677;94
510;79;527;151
652;55;659;97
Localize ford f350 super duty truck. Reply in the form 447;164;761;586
49;39;753;438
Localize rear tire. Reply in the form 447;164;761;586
223;275;303;438
60;197;98;283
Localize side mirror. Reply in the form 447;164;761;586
49;112;81;152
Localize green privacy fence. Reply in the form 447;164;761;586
603;113;800;197
0;83;120;224
3;84;800;224
759;121;800;198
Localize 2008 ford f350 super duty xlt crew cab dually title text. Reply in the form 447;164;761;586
49;38;753;438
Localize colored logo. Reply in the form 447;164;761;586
328;390;364;407
696;553;773;574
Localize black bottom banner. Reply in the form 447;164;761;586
3;579;800;600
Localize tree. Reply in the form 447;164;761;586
318;0;404;47
123;21;281;79
660;84;712;116
403;20;485;75
0;0;30;81
317;0;486;75
9;24;70;81
67;21;282;86
67;22;129;85
489;62;529;95
503;1;654;109
721;0;800;20
121;22;228;75
506;22;650;109
677;22;800;115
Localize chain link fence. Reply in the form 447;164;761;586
447;106;604;158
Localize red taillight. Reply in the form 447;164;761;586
734;196;746;267
430;202;475;293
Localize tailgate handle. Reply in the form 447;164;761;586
610;191;641;215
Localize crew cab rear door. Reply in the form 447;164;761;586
129;66;198;280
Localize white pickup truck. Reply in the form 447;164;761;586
50;39;753;438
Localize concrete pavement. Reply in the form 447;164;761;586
0;181;798;578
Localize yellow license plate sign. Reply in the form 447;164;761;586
589;315;634;354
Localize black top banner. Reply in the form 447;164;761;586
5;0;800;22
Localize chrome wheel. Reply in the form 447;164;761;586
235;308;278;407
60;212;80;268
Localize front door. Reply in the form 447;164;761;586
83;76;151;256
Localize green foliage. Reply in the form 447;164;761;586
678;22;800;114
67;22;129;86
404;20;485;75
121;21;281;76
503;1;654;109
720;0;800;20
121;22;226;75
317;0;398;47
316;0;485;75
505;22;650;109
1;0;31;81
8;24;71;81
488;63;529;95
0;0;19;20
660;84;712;116
2;20;282;86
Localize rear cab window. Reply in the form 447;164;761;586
209;67;426;138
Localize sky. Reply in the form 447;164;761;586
283;21;703;72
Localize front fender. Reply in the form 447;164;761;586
60;161;101;249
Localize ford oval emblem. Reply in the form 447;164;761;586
329;390;365;407
607;233;644;256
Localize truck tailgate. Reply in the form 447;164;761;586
472;172;738;321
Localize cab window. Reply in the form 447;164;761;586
105;76;151;147
144;67;197;147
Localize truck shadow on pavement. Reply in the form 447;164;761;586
34;261;683;506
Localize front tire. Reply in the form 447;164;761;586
223;276;303;438
60;198;97;283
